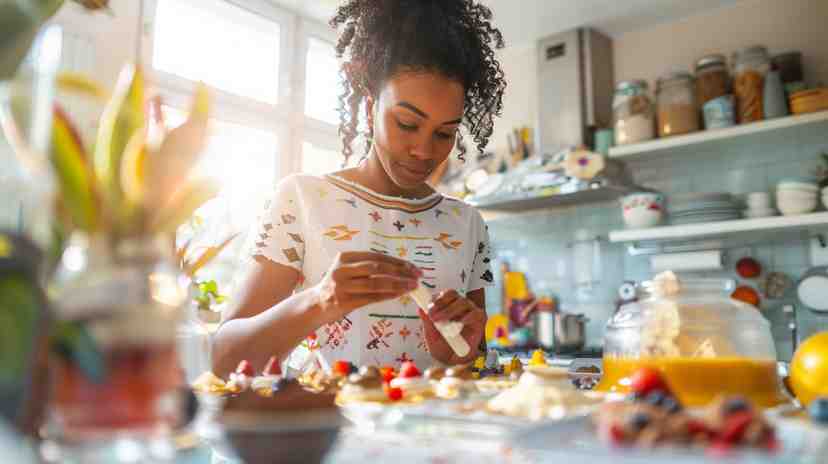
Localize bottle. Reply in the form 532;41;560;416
763;66;789;119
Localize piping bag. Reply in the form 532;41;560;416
410;283;470;357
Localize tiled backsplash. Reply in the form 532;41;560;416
484;122;828;361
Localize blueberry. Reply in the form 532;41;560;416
661;396;683;414
629;412;652;431
644;391;667;407
808;397;828;425
722;397;751;415
627;392;644;403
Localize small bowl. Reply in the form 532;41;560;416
777;190;818;202
778;200;817;216
621;193;664;229
778;179;818;193
746;192;771;209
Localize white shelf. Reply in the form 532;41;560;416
609;212;828;244
609;110;828;161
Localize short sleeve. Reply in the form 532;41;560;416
466;209;494;292
250;175;306;272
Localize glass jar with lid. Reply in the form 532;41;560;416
695;54;730;108
613;80;655;146
656;71;700;137
595;273;785;407
733;45;771;124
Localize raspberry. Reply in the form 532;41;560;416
235;360;254;376
262;356;281;376
333;360;353;377
629;367;670;397
387;387;403;402
399;361;421;378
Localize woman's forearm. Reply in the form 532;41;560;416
211;286;329;377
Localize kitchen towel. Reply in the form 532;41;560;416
650;250;723;273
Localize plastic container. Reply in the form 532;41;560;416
656;71;700;137
613;80;655;146
595;274;786;407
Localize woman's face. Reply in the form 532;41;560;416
368;71;465;190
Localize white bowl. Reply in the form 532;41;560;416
778;200;817;215
777;190;818;202
621;193;664;229
746;192;772;209
778;180;818;193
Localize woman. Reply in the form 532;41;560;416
213;0;506;376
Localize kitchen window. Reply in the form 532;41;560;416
143;0;350;293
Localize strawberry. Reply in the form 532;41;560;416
333;360;354;377
380;366;396;384
607;424;628;446
387;386;403;402
686;419;714;438
629;367;670;397
399;361;421;378
235;360;254;376
262;356;281;376
718;411;755;444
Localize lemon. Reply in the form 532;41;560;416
790;331;828;407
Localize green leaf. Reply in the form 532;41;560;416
0;276;37;385
51;105;98;231
203;280;218;295
213;294;227;305
51;320;106;384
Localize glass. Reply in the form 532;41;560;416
304;37;341;125
656;71;700;137
695;54;730;108
45;234;187;462
733;45;770;124
612;80;655;146
596;276;785;407
152;0;281;104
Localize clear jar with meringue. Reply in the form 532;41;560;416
595;273;785;407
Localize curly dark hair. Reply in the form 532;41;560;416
330;0;506;165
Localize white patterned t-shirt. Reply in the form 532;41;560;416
246;173;493;370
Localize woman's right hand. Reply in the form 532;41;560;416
314;251;422;322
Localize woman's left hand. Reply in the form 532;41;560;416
418;289;486;365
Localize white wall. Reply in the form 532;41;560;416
614;0;828;91
491;0;827;157
488;44;538;157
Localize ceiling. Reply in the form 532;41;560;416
268;0;746;46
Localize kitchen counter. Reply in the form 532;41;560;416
174;421;828;464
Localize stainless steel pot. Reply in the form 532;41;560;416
533;311;589;353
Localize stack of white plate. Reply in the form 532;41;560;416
667;193;741;225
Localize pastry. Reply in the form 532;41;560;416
251;356;286;397
389;361;433;397
336;372;387;404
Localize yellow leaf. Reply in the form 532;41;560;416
56;71;108;100
94;63;145;228
183;233;239;277
144;85;211;208
119;127;147;205
150;180;219;234
51;105;98;231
